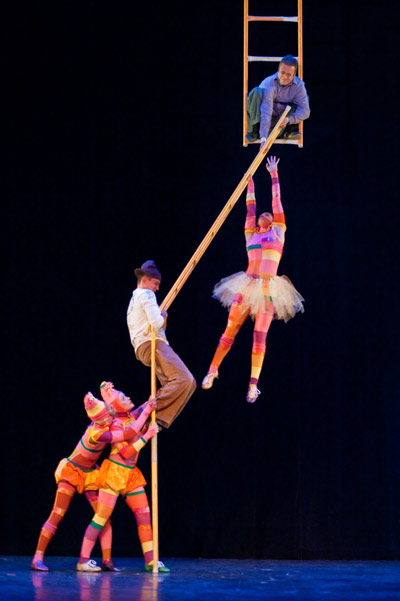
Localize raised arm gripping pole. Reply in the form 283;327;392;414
160;105;291;313
149;105;290;572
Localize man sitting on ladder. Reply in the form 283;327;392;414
246;54;310;144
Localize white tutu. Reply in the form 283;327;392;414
212;271;304;322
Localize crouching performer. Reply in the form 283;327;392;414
77;381;170;573
31;393;147;572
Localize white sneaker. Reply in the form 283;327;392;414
76;560;101;572
201;370;219;390
246;385;261;403
145;560;170;573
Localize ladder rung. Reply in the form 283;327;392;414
274;138;302;145
248;55;298;63
248;16;298;22
246;138;302;147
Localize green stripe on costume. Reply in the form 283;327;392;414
66;458;95;473
125;490;145;497
108;458;136;469
79;437;101;453
90;520;103;530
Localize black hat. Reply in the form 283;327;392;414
134;260;162;281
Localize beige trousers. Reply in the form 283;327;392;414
136;340;196;428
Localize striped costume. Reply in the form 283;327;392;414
203;164;304;402
31;422;115;571
78;403;161;570
31;394;139;571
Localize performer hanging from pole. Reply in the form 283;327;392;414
127;260;196;429
31;393;150;572
77;381;170;573
202;156;304;403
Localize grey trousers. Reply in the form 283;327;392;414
247;87;264;128
136;340;196;428
247;87;297;135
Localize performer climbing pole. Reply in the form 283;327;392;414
149;107;291;568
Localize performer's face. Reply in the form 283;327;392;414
278;63;296;86
100;381;134;412
105;402;116;418
258;212;273;229
96;409;114;426
141;276;161;292
116;391;134;412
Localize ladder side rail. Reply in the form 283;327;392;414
243;0;249;145
297;0;304;147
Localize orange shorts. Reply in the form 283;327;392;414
54;458;99;494
96;458;146;496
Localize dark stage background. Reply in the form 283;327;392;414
3;0;400;561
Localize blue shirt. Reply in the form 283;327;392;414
259;72;310;138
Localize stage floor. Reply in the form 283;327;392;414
1;556;400;600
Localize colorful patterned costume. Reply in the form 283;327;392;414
31;394;138;572
202;161;304;403
78;382;169;573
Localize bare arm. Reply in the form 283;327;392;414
119;423;160;459
266;156;285;223
244;175;257;244
130;398;157;433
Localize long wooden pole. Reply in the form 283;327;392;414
150;330;159;574
149;105;290;570
160;105;290;313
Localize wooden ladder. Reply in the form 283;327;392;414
243;0;304;148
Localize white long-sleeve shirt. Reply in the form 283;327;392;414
127;288;168;352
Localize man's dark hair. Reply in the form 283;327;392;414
279;54;298;74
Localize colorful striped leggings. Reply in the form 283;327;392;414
208;293;274;387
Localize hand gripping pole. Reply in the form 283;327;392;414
149;105;290;572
